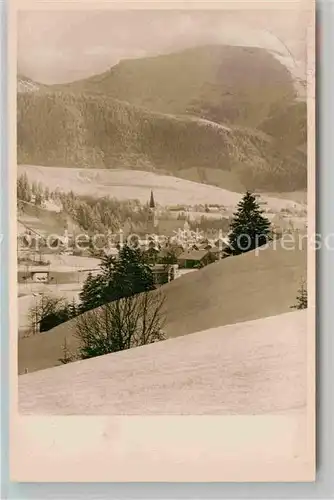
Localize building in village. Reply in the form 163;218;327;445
150;264;179;285
74;191;230;271
18;264;100;286
177;249;213;269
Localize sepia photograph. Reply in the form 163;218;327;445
10;0;315;482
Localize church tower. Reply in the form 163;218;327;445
147;190;157;233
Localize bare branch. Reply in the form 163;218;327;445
75;290;166;360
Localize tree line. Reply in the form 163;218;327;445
17;172;150;234
58;191;149;234
17;172;50;206
18;174;233;238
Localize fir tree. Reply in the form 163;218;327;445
79;272;107;313
31;180;38;195
68;298;78;318
228;191;272;255
99;254;116;278
291;280;308;310
34;191;43;206
105;245;155;301
44;186;50;201
58;337;77;364
79;245;155;313
17;172;32;202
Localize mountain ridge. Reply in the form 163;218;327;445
17;45;307;192
50;44;298;128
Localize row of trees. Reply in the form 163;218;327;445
17;172;50;206
58;191;150;234
18;174;236;239
29;245;157;333
79;246;155;312
17;173;152;234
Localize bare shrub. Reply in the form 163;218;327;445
75;290;166;360
28;294;65;335
58;337;78;364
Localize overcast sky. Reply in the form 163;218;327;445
18;9;308;84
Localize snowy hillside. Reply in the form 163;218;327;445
18;165;305;212
17;76;40;93
19;310;307;415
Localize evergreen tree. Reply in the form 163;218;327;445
34;191;43;206
291;280;308;310
79;245;155;313
79;272;107;313
58;337;77;364
68;298;78;318
228;191;272;255
37;181;44;196
99;254;116;278
101;245;155;302
31;180;38;195
17;173;32;202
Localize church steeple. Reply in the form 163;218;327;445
149;190;155;209
147;190;157;233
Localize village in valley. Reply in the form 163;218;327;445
17;167;309;416
17;9;309;419
17;168;307;345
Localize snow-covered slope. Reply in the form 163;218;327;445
18;164;305;212
17;76;41;93
19;310;307;415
